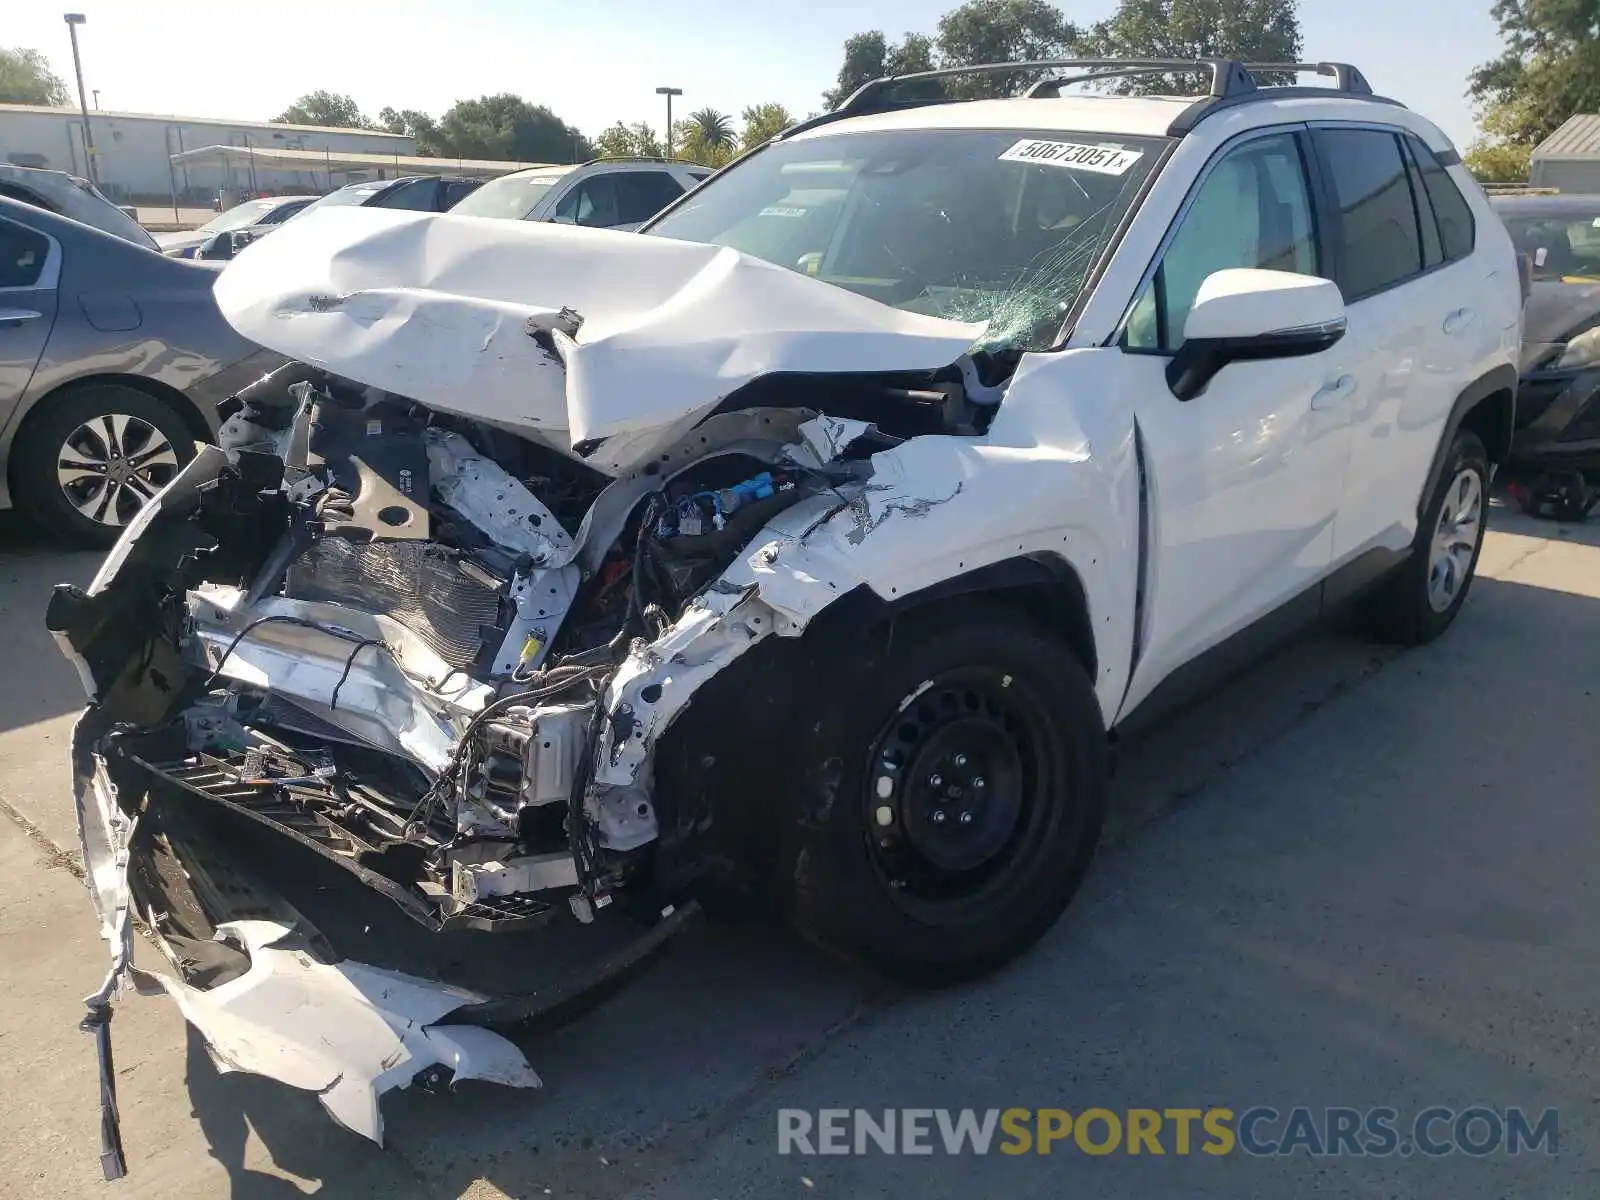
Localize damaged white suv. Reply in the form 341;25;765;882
49;59;1520;1174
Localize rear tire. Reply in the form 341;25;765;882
1363;429;1489;645
11;384;196;549
780;605;1107;986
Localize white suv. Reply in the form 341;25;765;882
55;59;1521;1159
447;157;708;230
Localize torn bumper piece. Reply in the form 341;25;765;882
69;709;697;1179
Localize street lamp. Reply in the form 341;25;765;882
655;85;682;160
92;89;100;109
63;13;97;186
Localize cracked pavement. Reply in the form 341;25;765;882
0;501;1596;1198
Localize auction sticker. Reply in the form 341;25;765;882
999;139;1143;175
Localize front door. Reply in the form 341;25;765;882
1114;128;1356;719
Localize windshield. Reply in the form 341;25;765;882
297;181;390;216
646;126;1167;350
198;198;280;234
450;171;569;219
1500;206;1600;281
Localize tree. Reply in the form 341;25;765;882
377;106;443;155
740;102;795;150
689;108;736;154
1075;0;1301;93
0;46;70;106
821;30;936;109
1464;96;1535;184
935;0;1075;97
273;90;373;128
432;94;590;163
1468;0;1600;152
592;121;660;159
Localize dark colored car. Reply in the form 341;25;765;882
0;197;279;545
1492;193;1600;517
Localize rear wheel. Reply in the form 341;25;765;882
11;384;196;548
1363;429;1489;645
781;607;1107;985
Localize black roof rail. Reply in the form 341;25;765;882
774;56;1391;143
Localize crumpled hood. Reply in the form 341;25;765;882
213;208;986;458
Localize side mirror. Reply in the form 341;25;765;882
1166;268;1347;402
196;229;256;261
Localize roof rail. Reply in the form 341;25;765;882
776;57;1385;143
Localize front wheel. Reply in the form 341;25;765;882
781;607;1107;985
1363;429;1489;645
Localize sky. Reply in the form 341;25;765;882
10;0;1503;150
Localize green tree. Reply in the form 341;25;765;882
689;108;736;153
1075;0;1301;93
821;30;936;109
740;102;795;150
272;90;373;128
432;94;590;163
935;0;1076;97
0;46;69;106
592;121;661;159
377;106;444;155
1469;0;1600;150
1464;96;1535;184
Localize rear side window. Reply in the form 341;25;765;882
0;219;50;288
379;179;441;211
1406;135;1475;261
555;177;621;227
614;171;686;224
1317;128;1422;301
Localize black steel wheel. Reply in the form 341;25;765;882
782;604;1107;985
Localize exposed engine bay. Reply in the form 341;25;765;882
50;325;1008;1175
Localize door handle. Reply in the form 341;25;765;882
1443;307;1477;336
0;309;41;326
1311;374;1356;410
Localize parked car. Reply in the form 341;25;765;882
299;175;483;217
154;195;319;259
447;158;709;230
0;196;279;545
0;163;158;249
52;57;1520;1174
1491;192;1600;517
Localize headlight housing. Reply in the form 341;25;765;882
1556;325;1600;370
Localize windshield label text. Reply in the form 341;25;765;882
998;139;1143;175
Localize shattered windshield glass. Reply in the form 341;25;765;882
646;126;1168;351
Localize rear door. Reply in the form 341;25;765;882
1310;126;1462;563
0;214;60;426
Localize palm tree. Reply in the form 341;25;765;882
688;108;736;155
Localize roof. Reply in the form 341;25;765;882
169;144;557;180
0;102;412;140
1533;115;1600;162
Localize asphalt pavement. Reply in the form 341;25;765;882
0;502;1595;1198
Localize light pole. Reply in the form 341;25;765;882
655;85;682;160
92;88;99;109
63;13;97;186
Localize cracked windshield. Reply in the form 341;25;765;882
648;127;1167;351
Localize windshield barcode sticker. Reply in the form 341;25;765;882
998;139;1143;175
760;205;810;218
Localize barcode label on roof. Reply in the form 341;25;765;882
998;139;1144;175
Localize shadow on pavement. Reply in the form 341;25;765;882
0;512;98;738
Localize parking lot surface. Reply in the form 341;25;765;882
0;503;1595;1198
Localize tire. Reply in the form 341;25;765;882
780;604;1107;986
1363;429;1489;645
11;384;197;549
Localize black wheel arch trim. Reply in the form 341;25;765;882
1417;363;1517;519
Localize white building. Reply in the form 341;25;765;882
0;104;414;202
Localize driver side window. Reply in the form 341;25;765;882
1125;132;1318;352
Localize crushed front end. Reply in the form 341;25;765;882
46;361;945;1176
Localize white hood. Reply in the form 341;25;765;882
212;208;985;459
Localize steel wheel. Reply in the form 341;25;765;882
55;412;181;528
1427;466;1483;613
862;669;1059;924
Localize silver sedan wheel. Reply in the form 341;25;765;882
56;413;181;528
1427;467;1484;613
